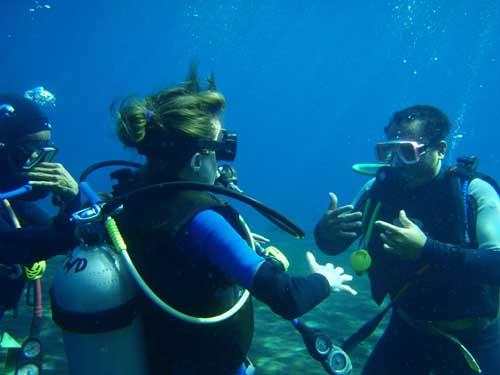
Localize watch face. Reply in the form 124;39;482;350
22;340;41;358
16;363;40;375
329;351;347;371
315;336;331;355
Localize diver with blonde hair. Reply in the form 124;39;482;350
109;67;357;375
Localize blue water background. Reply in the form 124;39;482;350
1;1;500;374
2;0;499;229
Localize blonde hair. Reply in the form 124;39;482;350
116;89;225;149
113;70;225;178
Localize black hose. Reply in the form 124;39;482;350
102;181;305;238
79;160;143;182
79;160;305;239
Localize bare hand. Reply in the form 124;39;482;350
23;162;79;203
317;192;363;241
306;251;357;295
375;210;427;261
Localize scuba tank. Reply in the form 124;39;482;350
50;185;148;375
51;242;148;375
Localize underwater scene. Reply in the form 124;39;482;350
2;1;500;374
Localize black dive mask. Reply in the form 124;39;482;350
197;130;237;161
0;140;57;201
0;140;58;171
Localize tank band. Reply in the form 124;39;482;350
50;288;140;334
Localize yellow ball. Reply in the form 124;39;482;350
349;249;372;275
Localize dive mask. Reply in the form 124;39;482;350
375;140;428;165
1;141;58;171
198;129;237;161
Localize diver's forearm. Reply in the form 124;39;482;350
314;223;355;255
251;261;331;320
423;238;500;285
0;222;77;264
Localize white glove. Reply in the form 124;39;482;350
306;251;357;295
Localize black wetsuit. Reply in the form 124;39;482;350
317;167;500;375
362;172;500;375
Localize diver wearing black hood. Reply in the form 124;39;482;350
108;69;357;375
0;93;79;318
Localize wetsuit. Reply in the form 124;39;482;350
365;176;500;375
119;188;331;375
319;172;500;375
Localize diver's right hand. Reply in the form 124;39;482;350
316;192;363;241
24;162;79;203
306;251;357;295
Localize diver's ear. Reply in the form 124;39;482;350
190;152;203;173
437;141;447;159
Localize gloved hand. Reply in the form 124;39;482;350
306;251;357;295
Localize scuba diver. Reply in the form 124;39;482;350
0;93;79;373
111;71;358;375
51;68;357;375
315;105;500;374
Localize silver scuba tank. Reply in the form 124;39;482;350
50;243;148;375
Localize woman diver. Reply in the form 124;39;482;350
111;69;357;375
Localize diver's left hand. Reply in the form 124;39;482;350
24;162;79;203
306;251;357;295
375;210;427;261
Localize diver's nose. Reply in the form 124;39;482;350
390;153;403;168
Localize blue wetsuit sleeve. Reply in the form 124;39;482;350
422;178;500;284
177;209;265;289
178;210;331;319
